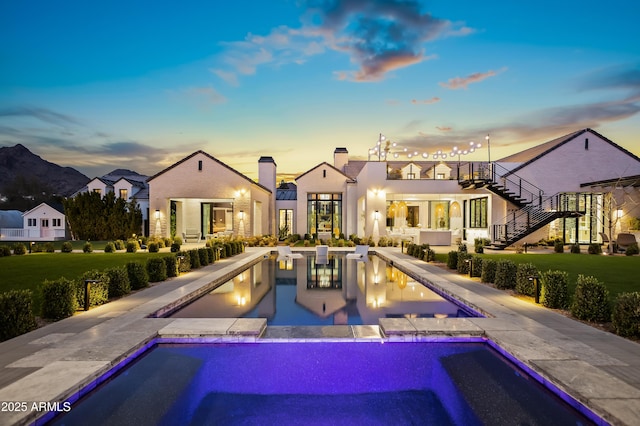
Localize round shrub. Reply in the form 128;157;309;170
570;244;581;254
0;290;37;341
41;278;77;320
163;255;177;278
540;270;569;309
44;242;55;253
114;240;125;250
189;249;201;269
104;242;116;253
173;236;183;245
126;239;139;253
83;241;93;253
147;257;167;282
494;259;517;290
554;239;564;253
612;292;640;337
587;243;602;255
456;252;472;274
61;241;73;253
106;267;131;298
13;243;27;255
515;263;538;296
0;246;12;257
570;275;610;322
481;259;497;283
446;251;458;269
625;242;639;256
76;270;110;308
126;261;149;290
170;242;181;252
148;242;159;253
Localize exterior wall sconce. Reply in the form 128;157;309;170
239;210;245;220
155;209;160;220
374;210;380;221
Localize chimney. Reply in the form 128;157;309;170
334;147;349;171
258;156;277;193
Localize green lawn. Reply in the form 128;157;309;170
0;252;166;314
472;253;640;301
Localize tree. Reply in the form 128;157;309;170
63;191;142;240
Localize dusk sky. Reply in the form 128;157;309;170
1;0;639;181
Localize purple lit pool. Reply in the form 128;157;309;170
48;341;596;425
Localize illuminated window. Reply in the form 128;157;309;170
469;197;488;228
119;189;128;199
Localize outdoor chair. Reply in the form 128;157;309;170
616;233;637;253
277;246;303;259
346;245;369;260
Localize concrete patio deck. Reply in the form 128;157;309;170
0;246;638;425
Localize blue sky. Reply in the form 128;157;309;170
1;0;639;181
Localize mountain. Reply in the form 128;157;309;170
0;144;90;197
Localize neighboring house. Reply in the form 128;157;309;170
0;203;66;241
73;169;150;236
148;151;273;241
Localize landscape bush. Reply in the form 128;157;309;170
104;242;116;253
470;256;483;278
587;243;602;255
126;261;149;290
148;242;159;253
570;243;581;254
105;267;130;298
198;248;210;266
170;242;181;252
457;252;472;274
189;249;201;269
447;250;458;269
494;259;517;290
147;257;167;282
570;275;611;322
83;241;93;253
126;239;139;253
76;270;110;308
0;290;37;341
474;238;491;254
41;278;77;320
114;240;125;250
44;242;56;253
163;255;177;278
554;239;564;253
481;259;497;283
177;251;191;273
61;241;73;253
611;292;640;337
0;246;11;257
540;270;569;309
625;242;639;256
515;263;538;296
13;243;27;255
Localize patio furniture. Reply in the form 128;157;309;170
346;245;369;260
616;233;637;253
277;246;303;259
182;228;201;242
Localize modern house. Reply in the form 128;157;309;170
0;203;66;241
146;128;640;248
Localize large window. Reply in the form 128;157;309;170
469;197;488;228
279;209;293;239
201;201;234;236
308;193;342;237
119;189;128;199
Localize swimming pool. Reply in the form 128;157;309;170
47;340;596;425
167;252;479;325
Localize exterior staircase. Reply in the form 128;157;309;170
457;162;582;249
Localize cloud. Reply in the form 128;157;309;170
184;86;227;106
577;63;640;92
440;68;506;90
436;126;452;132
213;0;471;85
411;97;440;105
0;106;82;127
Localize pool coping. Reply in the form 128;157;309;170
0;246;638;425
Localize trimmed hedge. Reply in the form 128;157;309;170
447;251;458;269
13;243;27;255
0;246;11;256
106;267;130;298
0;290;37;341
126;239;139;253
470;256;483;278
41;278;77;320
198;248;210;266
515;263;538;296
61;241;73;253
104;242;116;253
177;251;191;273
148;242;159;253
163;255;178;278
127;261;149;290
612;292;640;337
456;252;472;274
540;270;569;309
83;242;93;253
189;249;201;269
147;257;167;282
570;275;610;322
494;259;517;290
76;270;110;308
481;259;497;284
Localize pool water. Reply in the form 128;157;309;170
169;253;477;325
49;341;594;425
